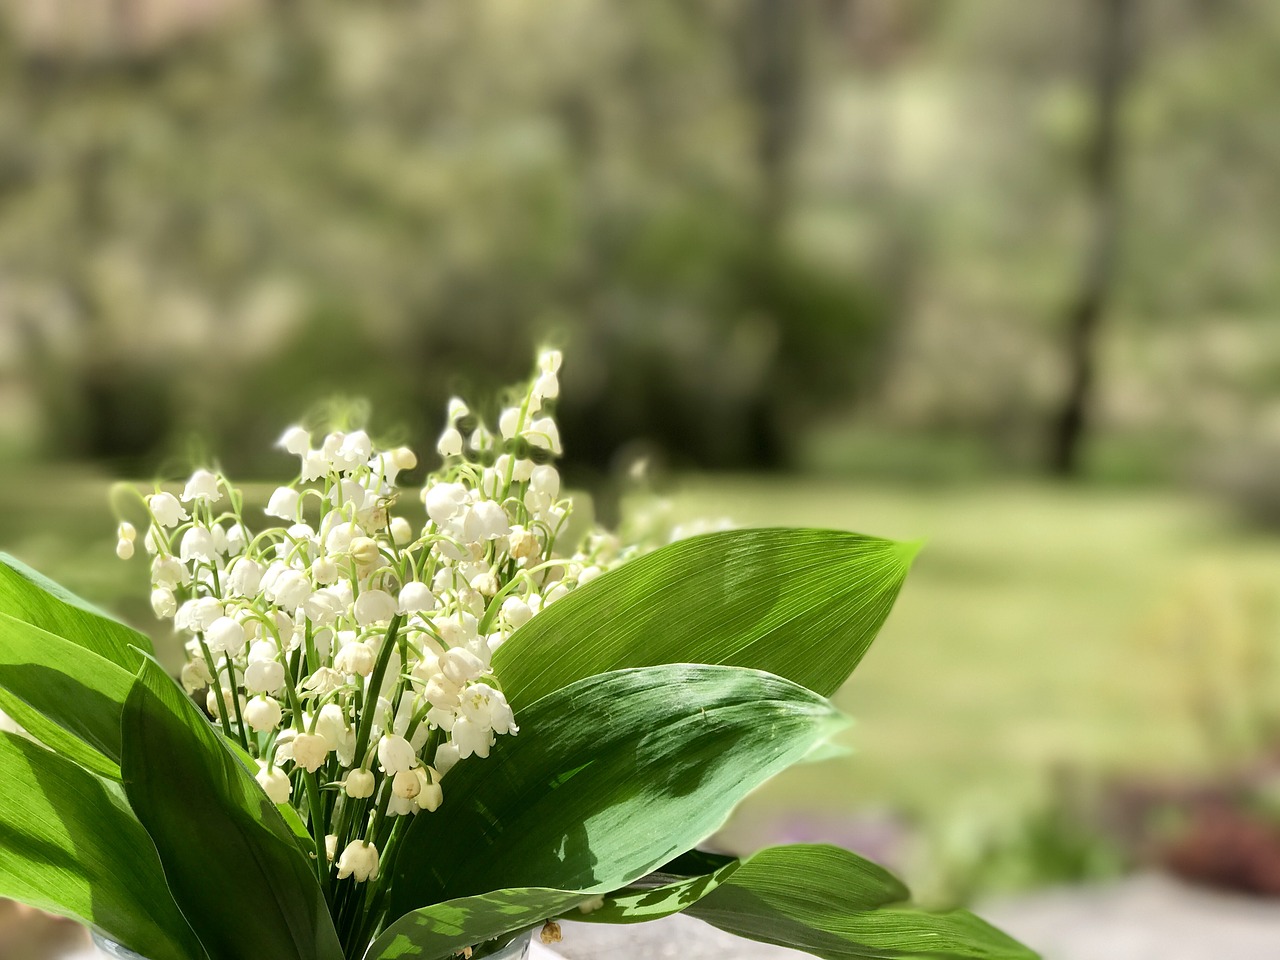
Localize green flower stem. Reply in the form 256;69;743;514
195;633;235;741
350;614;404;776
301;768;330;893
221;658;251;754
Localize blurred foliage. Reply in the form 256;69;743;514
1;0;1278;483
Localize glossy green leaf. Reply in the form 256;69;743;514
684;846;1038;960
387;664;847;919
0;612;134;770
491;529;917;710
0;553;153;668
366;889;588;960
121;657;344;960
0;730;205;960
580;844;905;926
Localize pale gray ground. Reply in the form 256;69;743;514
548;874;1280;960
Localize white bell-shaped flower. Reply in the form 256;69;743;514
344;768;375;799
244;659;285;695
182;469;223;504
336;841;379;882
335;641;376;677
414;767;443;812
291;733;330;773
265;486;300;521
398;582;435;615
244;696;283;732
377;734;416;775
278;425;311;457
147;492;188;528
205;617;247;657
180;660;212;694
436;427;463;458
256;767;292;804
354;589;397;626
391;769;421;800
149;587;176;619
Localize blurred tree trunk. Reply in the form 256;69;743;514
738;0;805;248
736;0;805;467
1048;0;1135;476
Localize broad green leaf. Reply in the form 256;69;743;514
685;846;1037;960
0;688;120;780
0;731;206;960
121;657;344;960
0;553;152;667
579;844;905;926
387;664;847;919
0;612;134;769
491;529;917;710
366;889;589;960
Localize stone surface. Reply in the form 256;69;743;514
550;874;1280;960
980;872;1280;960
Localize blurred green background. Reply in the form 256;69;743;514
2;0;1280;904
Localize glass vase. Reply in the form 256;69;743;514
92;929;533;959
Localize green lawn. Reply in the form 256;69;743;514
4;466;1279;877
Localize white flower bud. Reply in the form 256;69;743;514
349;537;381;567
354;589;397;626
292;733;330;773
116;538;135;560
538;349;562;374
344;768;376;799
244;696;283;732
205;617;247;657
147;492;187;528
334;641;376;677
150;587;177;619
117;521;137;542
501;596;533;630
182;469;223;504
325;834;338;862
388;516;414;546
256;767;292;804
336;840;379;882
392;768;421;799
391;446;417;471
397;582;435;615
244;659;286;695
180;659;212;694
507;526;540;562
377;734;416;775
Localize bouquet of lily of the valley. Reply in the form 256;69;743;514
0;352;1035;960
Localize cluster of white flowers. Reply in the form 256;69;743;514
118;351;637;885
